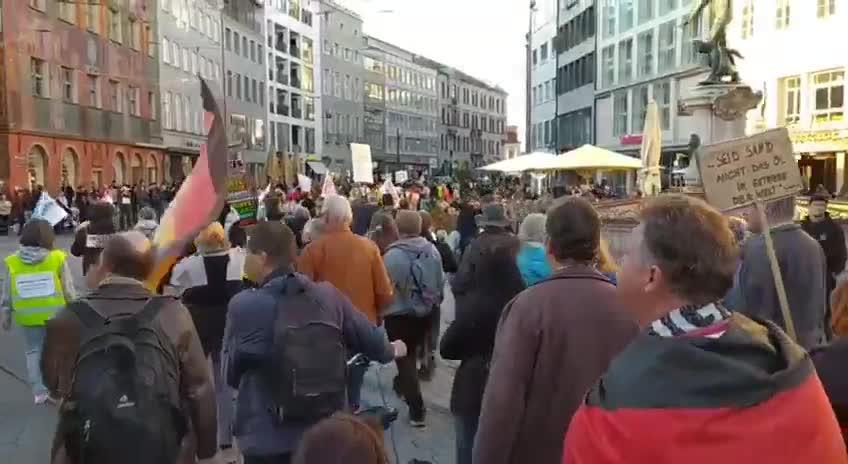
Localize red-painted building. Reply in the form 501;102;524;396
0;1;162;195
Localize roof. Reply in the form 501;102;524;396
363;35;507;95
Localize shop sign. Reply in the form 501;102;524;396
790;130;848;147
620;134;643;145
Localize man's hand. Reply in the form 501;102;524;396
391;340;408;359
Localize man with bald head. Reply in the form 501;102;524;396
42;231;220;464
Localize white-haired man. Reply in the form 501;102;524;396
298;194;394;409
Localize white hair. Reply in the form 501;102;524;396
519;213;547;244
321;194;353;225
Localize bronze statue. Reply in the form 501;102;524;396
682;0;742;85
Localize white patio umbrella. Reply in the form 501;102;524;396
477;152;557;172
539;145;642;171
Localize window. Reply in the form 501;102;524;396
128;86;139;116
129;18;141;50
59;0;76;24
818;0;836;18
618;38;633;83
252;79;258;103
638;0;654;23
225;28;232;51
148;92;156;120
658;20;676;73
740;0;754;39
31;58;48;97
226;71;232;97
172;43;180;68
631;85;649;132
776;0;791;29
540;43;548;62
532;49;538;66
659;0;677;15
602;0;616;38
174;95;182;131
234;31;240;54
163;92;172;129
108;7;122;43
619;0;634;32
812;70;844;124
192;51;198;75
601;45;615;87
781;76;801;125
235;73;242;99
109;80;122;112
637;30;654;77
88;74;101;108
242;37;248;58
61;67;76;103
182;48;190;72
87;4;100;33
654;81;671;130
243;75;249;101
28;0;45;12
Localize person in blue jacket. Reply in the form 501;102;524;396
516;213;552;286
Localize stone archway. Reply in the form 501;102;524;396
146;153;159;185
62;147;80;188
113;152;127;185
131;152;144;185
27;144;48;189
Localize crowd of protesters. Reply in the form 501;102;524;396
3;167;848;464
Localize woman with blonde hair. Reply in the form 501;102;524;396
596;237;619;285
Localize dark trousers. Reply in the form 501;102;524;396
385;314;428;414
455;413;479;464
244;454;291;464
119;205;132;230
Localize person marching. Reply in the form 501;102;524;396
1;219;76;404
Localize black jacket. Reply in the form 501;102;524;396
441;247;525;415
802;214;847;284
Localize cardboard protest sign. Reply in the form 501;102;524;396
697;128;802;211
32;192;68;226
226;176;257;225
395;171;408;184
351;143;374;184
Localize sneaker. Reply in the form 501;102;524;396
34;393;49;405
409;409;426;428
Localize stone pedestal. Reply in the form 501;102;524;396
678;83;764;191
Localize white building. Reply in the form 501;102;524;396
734;0;847;195
528;0;558;152
594;0;711;167
266;0;321;166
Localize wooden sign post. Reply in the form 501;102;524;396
696;128;803;342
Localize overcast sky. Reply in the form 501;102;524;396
339;0;528;145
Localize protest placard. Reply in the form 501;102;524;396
697;128;802;211
351;143;374;184
395;170;408;184
226;175;257;225
696;127;801;342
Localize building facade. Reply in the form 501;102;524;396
555;0;595;151
430;63;508;172
317;0;366;173
504;125;521;160
221;0;266;176
594;0;709;165
528;0;558;153
158;0;223;182
734;0;847;195
266;0;319;175
366;36;439;174
0;0;162;193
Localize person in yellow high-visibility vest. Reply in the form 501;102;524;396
1;219;76;404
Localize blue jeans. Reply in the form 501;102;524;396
19;325;47;396
347;364;367;410
455;414;479;464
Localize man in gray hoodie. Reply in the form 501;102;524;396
383;210;445;427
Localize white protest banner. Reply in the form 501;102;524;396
350;143;374;184
321;174;337;197
381;179;399;206
298;174;312;193
32;192;68;226
395;170;408;184
696;128;803;212
696;127;801;342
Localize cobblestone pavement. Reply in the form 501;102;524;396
0;234;459;464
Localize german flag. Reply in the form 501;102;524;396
563;313;847;463
146;79;229;291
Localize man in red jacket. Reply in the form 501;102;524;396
563;195;847;464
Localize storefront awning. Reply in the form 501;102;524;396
306;161;328;175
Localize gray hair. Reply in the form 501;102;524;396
303;217;325;243
321;194;353;225
293;205;311;221
519;213;547;244
138;206;157;221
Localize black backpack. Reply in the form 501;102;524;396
60;297;186;464
268;275;347;423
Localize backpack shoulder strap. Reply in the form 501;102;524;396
67;300;106;329
136;296;176;326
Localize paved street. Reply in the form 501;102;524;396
0;234;458;463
